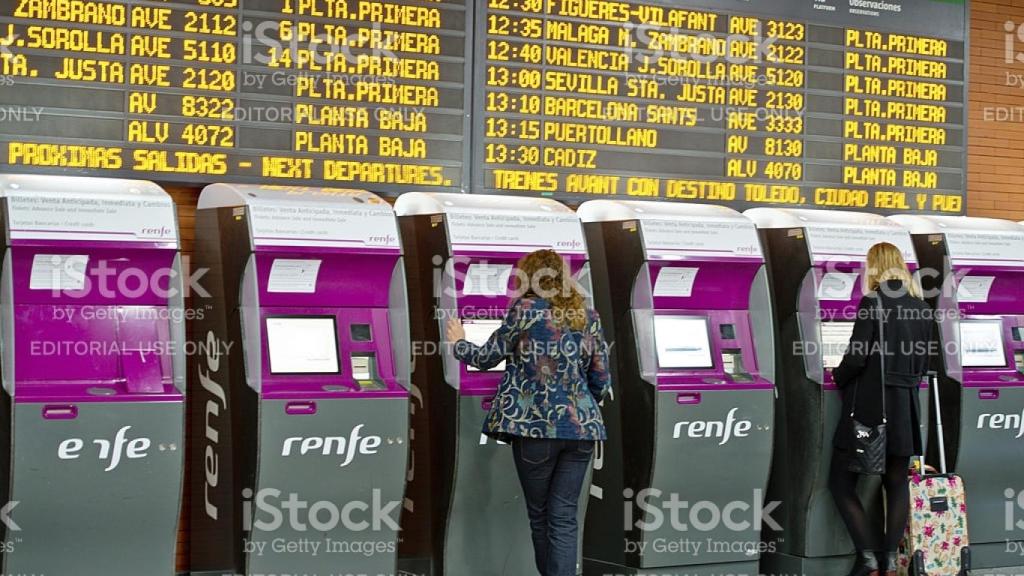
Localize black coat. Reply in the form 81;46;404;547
832;280;936;457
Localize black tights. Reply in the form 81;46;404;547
829;451;911;553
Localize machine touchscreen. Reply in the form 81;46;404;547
960;320;1007;368
462;319;506;372
821;322;856;370
266;316;340;374
654;316;714;369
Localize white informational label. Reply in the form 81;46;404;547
463;263;513;296
267;259;322;294
945;231;1024;265
959;320;1007;368
957;276;997;304
266;317;340;374
653;267;699;297
818;272;860;301
806;225;916;263
249;200;400;250
29;254;88;291
446;209;585;254
5;191;177;243
640;218;761;258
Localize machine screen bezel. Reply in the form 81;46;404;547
461;318;507;372
653;315;715;370
821;321;857;370
959;319;1008;368
265;315;342;375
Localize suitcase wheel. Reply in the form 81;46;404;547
911;550;927;576
959;545;971;574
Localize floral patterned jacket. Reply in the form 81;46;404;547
454;297;612;442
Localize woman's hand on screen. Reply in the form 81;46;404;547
447;318;466;342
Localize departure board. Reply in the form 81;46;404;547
473;0;967;213
0;0;471;193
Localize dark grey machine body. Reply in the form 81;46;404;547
248;397;409;575
582;215;775;576
5;401;183;575
908;232;1024;572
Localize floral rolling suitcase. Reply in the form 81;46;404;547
897;372;970;576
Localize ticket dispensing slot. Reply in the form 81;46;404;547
0;174;185;576
1015;324;1024;374
890;215;1024;571
578;200;774;575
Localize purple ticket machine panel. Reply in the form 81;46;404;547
577;201;774;575
746;208;919;575
395;192;590;576
189;185;410;576
890;215;1024;571
0;174;184;575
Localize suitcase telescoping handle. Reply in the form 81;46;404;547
922;371;948;475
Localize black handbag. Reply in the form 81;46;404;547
847;295;887;475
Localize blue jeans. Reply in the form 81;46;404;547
512;437;594;576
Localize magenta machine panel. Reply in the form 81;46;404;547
891;215;1024;572
188;185;410;576
0;174;185;575
395;192;590;576
746;208;920;576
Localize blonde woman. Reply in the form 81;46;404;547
446;249;611;576
830;242;936;576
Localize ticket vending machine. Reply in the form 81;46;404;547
890;215;1024;572
395;192;591;576
577;201;774;576
746;208;921;574
0;174;184;575
189;185;410;576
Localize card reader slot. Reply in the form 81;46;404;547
676;392;702;405
978;389;1000;401
42;405;78;420
285;401;317;416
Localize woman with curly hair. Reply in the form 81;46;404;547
447;249;612;576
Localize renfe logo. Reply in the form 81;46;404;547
367;234;396;246
978;410;1024;438
198;330;228;521
57;425;151;472
282;424;382;468
140;225;173;237
672;408;753;445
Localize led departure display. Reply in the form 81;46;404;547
0;0;966;212
473;0;966;212
0;0;471;193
